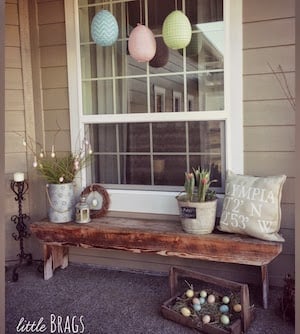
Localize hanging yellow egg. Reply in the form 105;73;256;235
162;10;192;50
128;24;156;62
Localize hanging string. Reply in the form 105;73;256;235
175;0;178;10
139;0;143;24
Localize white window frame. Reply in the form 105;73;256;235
64;0;243;215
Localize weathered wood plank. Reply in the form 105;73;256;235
30;218;282;267
44;244;68;280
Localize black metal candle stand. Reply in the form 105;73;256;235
10;180;33;282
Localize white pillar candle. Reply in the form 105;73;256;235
13;172;24;182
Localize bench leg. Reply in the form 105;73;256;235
44;244;69;280
261;265;269;309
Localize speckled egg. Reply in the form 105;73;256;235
220;314;230;325
222;296;230;304
202;315;211;324
207;294;216;304
199;297;206;304
233;303;242;312
200;290;207;298
219;304;229;313
193;303;201;312
185;289;194;298
192;297;200;305
180;307;191;317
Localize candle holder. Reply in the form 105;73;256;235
10;179;32;281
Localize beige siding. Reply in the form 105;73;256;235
243;0;295;286
38;0;70;153
4;0;24;260
243;0;294;21
0;0;5;327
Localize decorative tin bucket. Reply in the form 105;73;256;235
46;183;75;223
176;195;217;234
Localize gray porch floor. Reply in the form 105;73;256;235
5;263;294;334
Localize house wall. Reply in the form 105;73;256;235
5;0;295;287
4;0;30;260
1;0;6;331
243;0;295;285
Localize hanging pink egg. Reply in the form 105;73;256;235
128;24;156;62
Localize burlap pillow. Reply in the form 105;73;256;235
218;171;286;242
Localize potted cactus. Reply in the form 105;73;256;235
176;167;217;234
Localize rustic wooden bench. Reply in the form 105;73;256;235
30;216;282;309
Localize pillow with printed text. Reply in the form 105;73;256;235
218;171;286;242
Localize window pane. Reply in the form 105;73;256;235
80;44;114;79
82;80;114;114
153;122;186;153
154;155;186;186
93;155;119;184
187;72;224;111
150;75;184;113
127;77;148;114
89;121;224;190
121;155;151;185
119;123;150;152
188;121;222;153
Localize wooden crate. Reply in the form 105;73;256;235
161;267;254;334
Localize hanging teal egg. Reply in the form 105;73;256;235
162;10;192;50
91;10;119;46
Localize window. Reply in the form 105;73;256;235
65;0;243;214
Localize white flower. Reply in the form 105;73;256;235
33;156;38;168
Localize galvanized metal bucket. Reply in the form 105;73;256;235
46;183;75;223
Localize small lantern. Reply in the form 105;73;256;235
75;196;91;223
128;24;156;62
162;10;192;50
